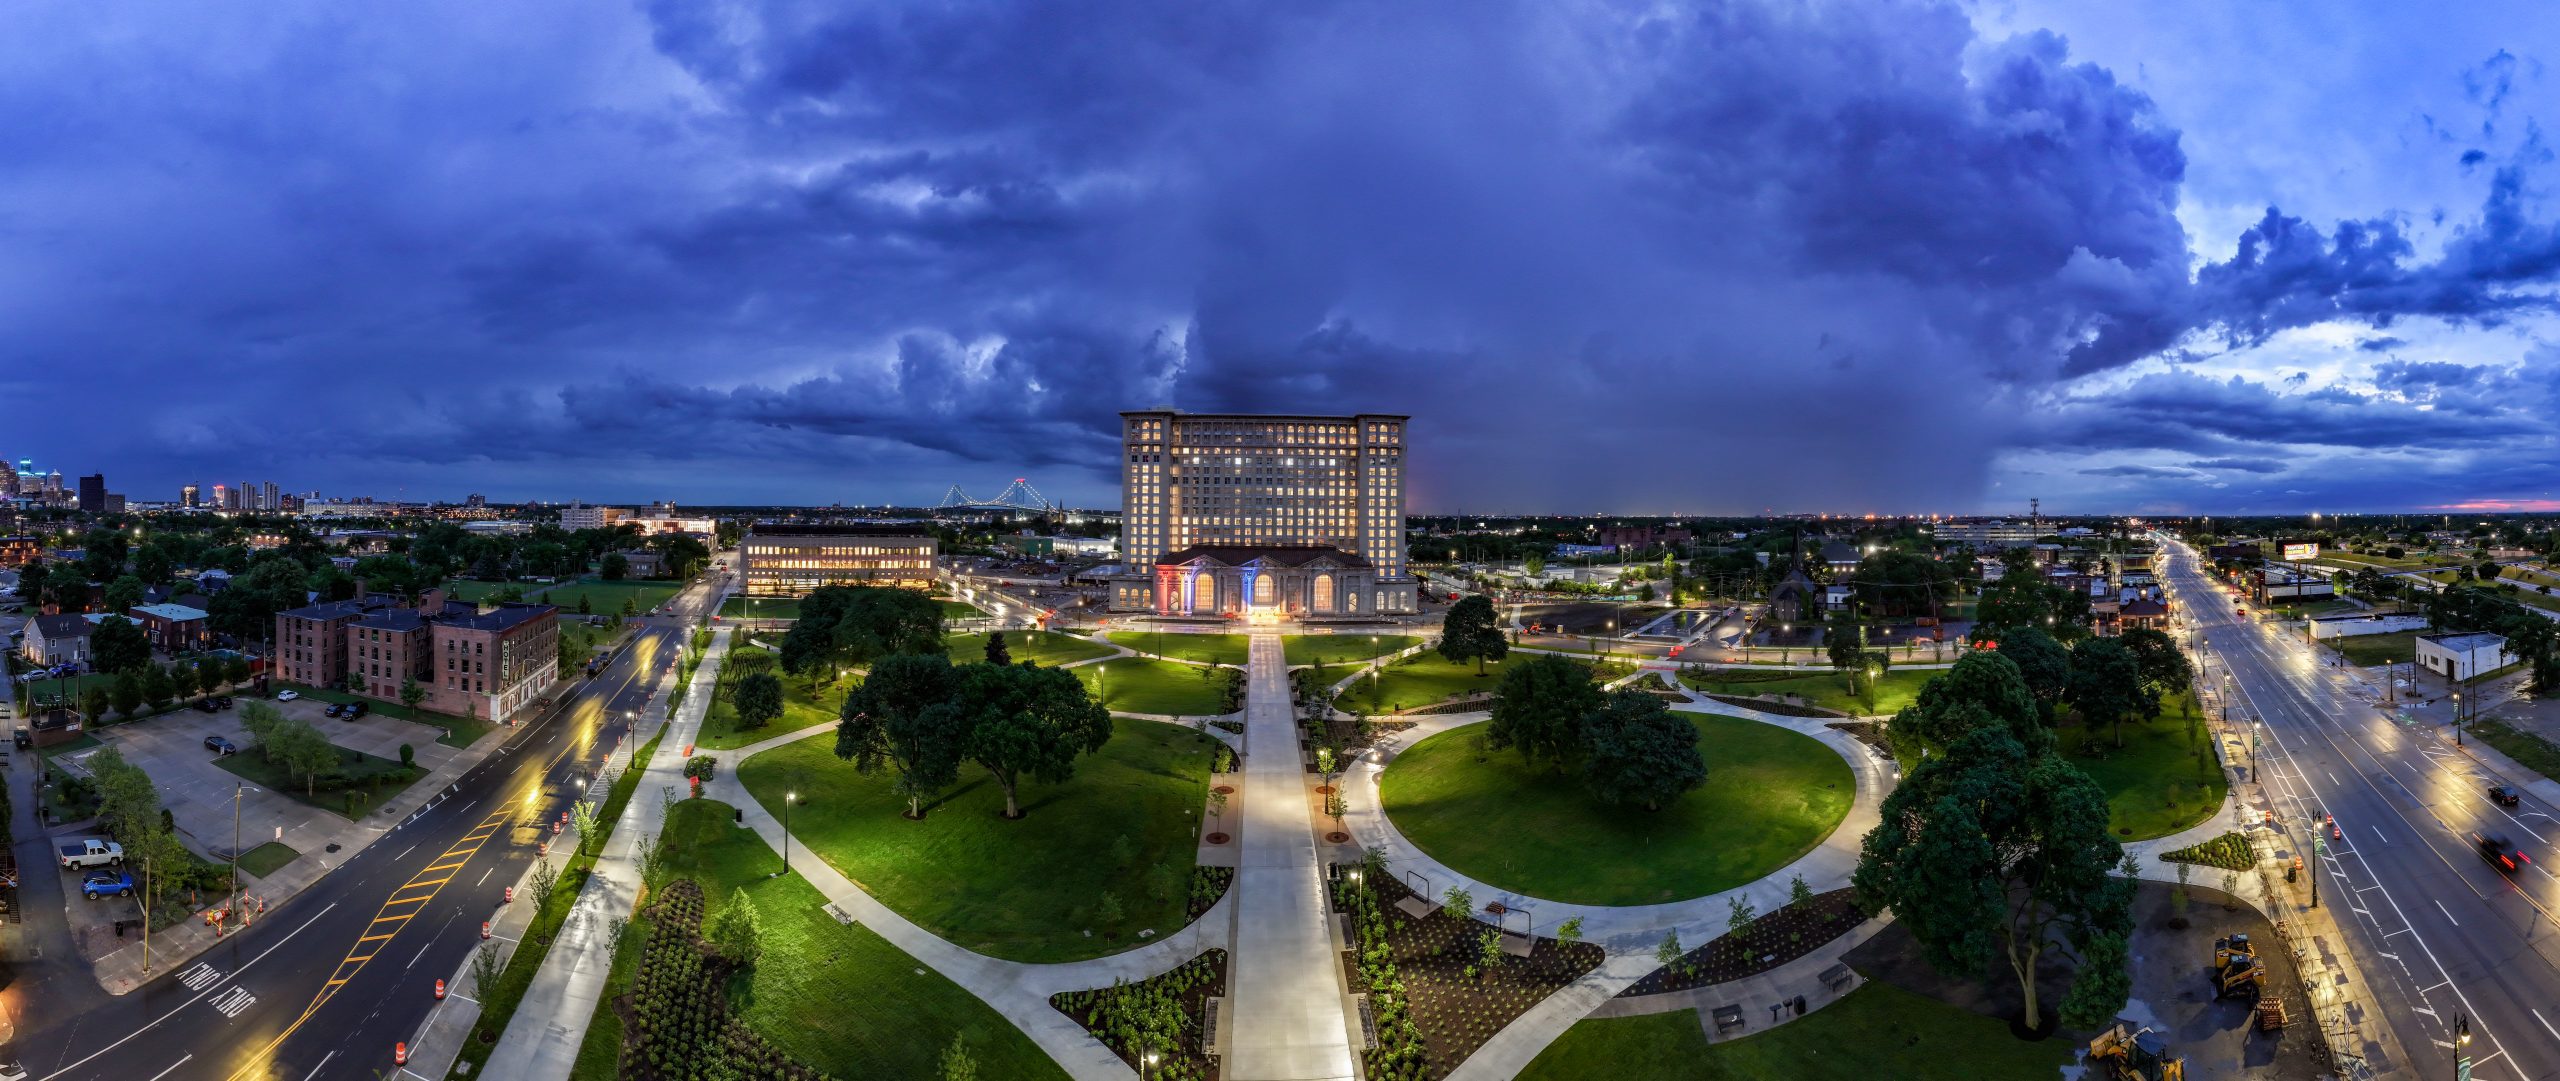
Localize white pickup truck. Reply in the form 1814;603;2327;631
56;838;124;869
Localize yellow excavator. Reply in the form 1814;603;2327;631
2211;934;2264;1001
2089;1023;2185;1081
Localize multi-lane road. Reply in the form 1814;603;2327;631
2162;538;2560;1080
8;573;723;1081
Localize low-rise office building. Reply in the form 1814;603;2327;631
738;524;937;595
2418;632;2513;681
129;603;211;653
422;603;560;722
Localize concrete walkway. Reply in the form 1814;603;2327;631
478;624;733;1077
1226;631;1360;1080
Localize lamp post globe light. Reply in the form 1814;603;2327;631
781;791;798;875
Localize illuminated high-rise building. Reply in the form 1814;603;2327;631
1110;410;1413;619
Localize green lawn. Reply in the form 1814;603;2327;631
696;645;852;750
215;743;424;819
274;682;493;748
718;595;804;620
1680;668;1937;717
1071;657;1234;716
1335;651;1516;714
2470;720;2560;781
739;719;1221;962
648;799;1069;1079
1283;633;1422;668
541;578;682;616
237;841;299;878
2327;631;2419;668
947;630;1115;667
443;578;537;603
1518;981;2075;1081
1105;631;1251;667
2062;691;2227;841
1379;713;1853;906
940;599;985;620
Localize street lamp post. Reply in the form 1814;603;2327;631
2457;1015;2473;1080
781;791;797;875
2453;692;2465;745
232;783;257;923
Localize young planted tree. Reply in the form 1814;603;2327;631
1555;915;1584;951
1853;728;2132;1031
1436;594;1510;675
705;886;763;967
983;630;1011;666
1443;885;1475;921
399;676;426;712
111;669;145;719
837;653;969;819
940;1036;979;1081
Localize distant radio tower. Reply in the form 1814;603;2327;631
2031;497;2041;534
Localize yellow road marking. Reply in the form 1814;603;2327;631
223;625;672;1081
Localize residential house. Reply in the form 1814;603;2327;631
128;603;211;653
21;613;92;666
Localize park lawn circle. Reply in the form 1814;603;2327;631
947;629;1114;667
1335;650;1518;715
1378;712;1854;906
1072;657;1232;716
738;719;1222;963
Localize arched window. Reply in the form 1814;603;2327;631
1253;573;1275;606
1312;574;1334;612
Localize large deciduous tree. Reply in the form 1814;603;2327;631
957;662;1113;819
1886;651;2046;759
2067;637;2149;747
1436;594;1509;675
1853;728;2132;1031
1994;625;2071;716
1579;691;1706;811
2116;627;2193;700
1485;654;1603;769
732;672;784;731
837;653;970;819
91;615;152;675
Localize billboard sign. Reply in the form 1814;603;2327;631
2280;542;2319;562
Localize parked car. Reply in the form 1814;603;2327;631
324;703;345;717
2489;783;2522;808
193;698;221;713
204;735;237;757
214;696;234;709
275;690;300;702
80;871;135;900
57;838;125;869
346;701;369;718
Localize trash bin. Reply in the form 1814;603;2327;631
735;808;744;824
2286;864;2298;883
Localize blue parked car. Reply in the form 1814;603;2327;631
80;871;134;900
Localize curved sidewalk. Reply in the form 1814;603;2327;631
1339;696;1895;1079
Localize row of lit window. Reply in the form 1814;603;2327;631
750;559;929;570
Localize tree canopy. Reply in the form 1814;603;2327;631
1853;727;2131;1031
837;653;970;819
1886;650;2045;758
90;615;152;674
1436;594;1508;674
1579;691;1707;811
956;662;1114;819
2066;637;2150;747
1484;653;1603;769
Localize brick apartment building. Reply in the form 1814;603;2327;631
276;590;562;723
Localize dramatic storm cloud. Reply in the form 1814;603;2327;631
6;0;2560;511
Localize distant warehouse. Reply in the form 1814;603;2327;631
738;524;937;596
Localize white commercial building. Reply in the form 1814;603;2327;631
558;501;624;531
1111;410;1414;618
2417;631;2514;681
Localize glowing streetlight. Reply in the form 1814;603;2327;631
781;791;798;874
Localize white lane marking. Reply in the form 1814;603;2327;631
2414;1006;2439;1018
145;1056;193;1081
2328;770;2341;786
210;985;258;1018
300;1051;337;1081
2373;825;2389;844
2434;901;2460;927
2537;1009;2560;1043
36;903;338;1081
396;843;416;860
179;961;223;990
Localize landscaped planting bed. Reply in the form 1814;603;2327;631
1618;888;1866;996
1188;866;1235;917
616;879;828;1081
1050;950;1227;1081
2160;831;2254;871
1336;868;1604;1079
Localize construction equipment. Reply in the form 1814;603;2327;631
2211;934;2264;1001
2088;1022;2186;1081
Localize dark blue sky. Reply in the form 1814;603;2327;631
7;1;2559;515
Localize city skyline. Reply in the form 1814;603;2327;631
8;3;2560;514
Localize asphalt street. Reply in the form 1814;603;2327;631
8;575;720;1081
2164;539;2560;1080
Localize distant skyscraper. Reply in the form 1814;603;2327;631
240;480;257;510
465;493;487;508
262;481;280;510
182;484;200;508
213;483;234;510
77;474;105;513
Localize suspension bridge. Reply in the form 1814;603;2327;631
936;477;1058;513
